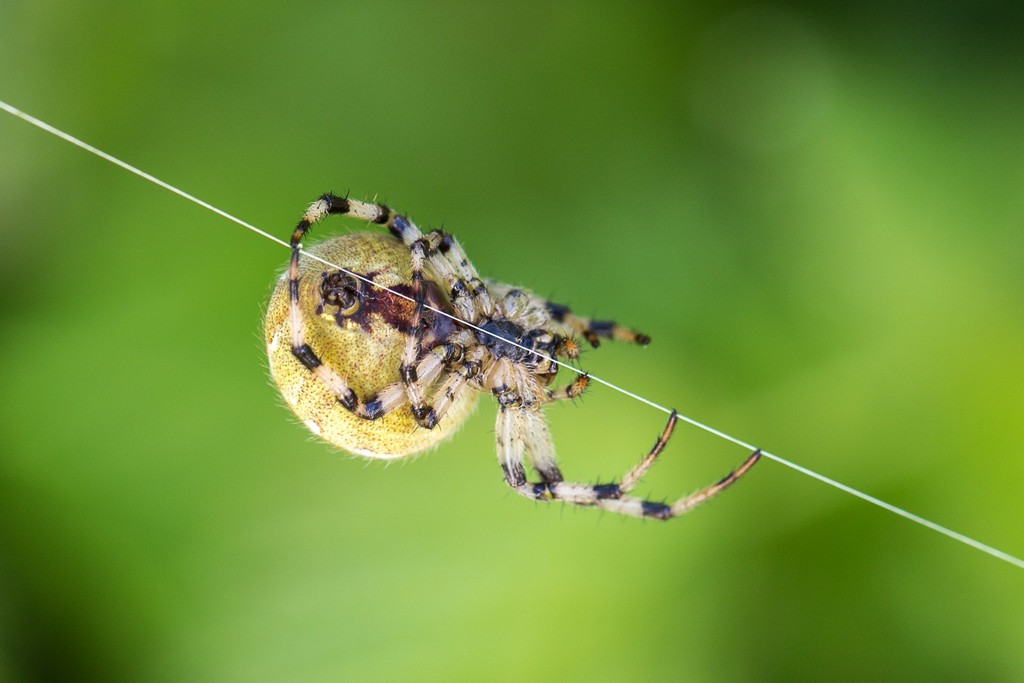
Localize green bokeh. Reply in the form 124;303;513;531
2;2;1022;681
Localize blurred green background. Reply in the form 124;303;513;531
2;1;1022;681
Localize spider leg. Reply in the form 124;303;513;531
496;408;760;520
404;346;484;430
483;281;649;349
543;299;651;348
521;408;563;485
499;406;564;496
420;229;495;319
543;372;590;403
618;409;677;492
397;237;436;428
594;445;761;519
288;327;448;422
292;193;425;249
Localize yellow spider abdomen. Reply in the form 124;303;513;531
264;233;478;458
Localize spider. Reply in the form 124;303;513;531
264;193;761;519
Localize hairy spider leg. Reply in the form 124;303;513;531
543;299;651;348
484;281;650;349
497;409;761;520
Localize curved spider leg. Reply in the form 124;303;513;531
293;193;425;248
286;316;448;423
287;340;392;420
618;410;677;492
670;448;761;515
287;194;427;421
596;447;762;519
496;408;760;520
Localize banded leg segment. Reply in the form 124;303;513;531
544;299;651;348
293;193;425;248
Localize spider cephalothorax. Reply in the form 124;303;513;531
264;193;760;519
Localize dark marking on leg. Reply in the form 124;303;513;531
545;301;570;322
593;484;622;499
292;344;322;370
363;398;385;420
411;405;438;429
450;279;468;301
372;204;391;224
641;501;672;519
589;319;651;347
462;360;480;378
440;343;464;365
290;220;312;247
400;363;418;384
502;461;528;489
338;388;358;411
390;213;411;240
531;483;553;500
322;193;350;215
